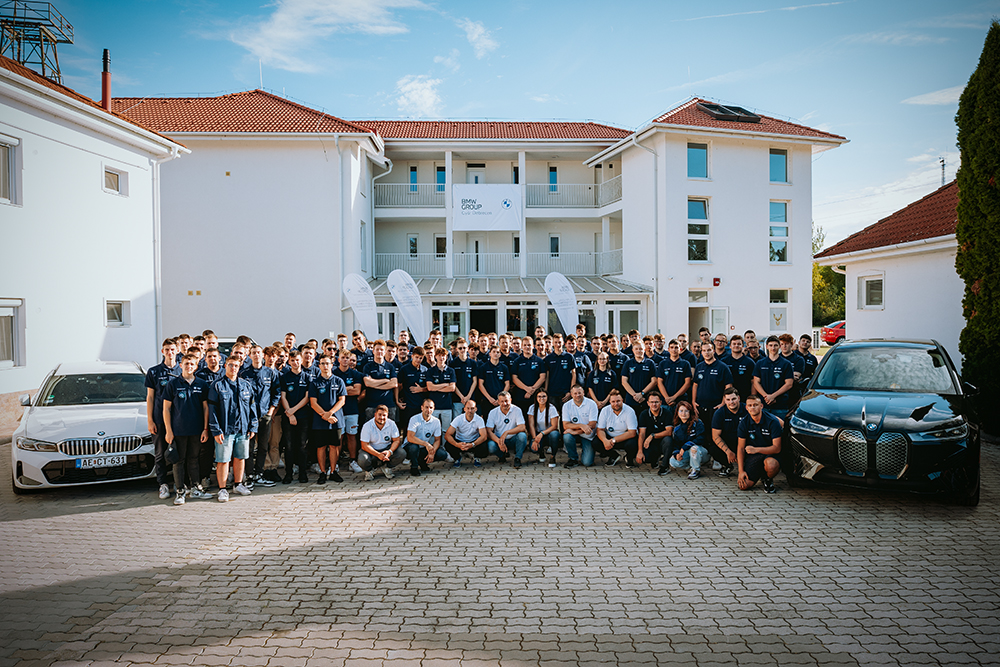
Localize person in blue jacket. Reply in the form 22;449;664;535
240;344;280;489
666;400;710;480
208;356;258;502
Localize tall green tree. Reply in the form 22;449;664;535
812;224;845;326
956;20;1000;434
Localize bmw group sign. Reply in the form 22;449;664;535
453;184;522;231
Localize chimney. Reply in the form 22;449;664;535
101;49;111;111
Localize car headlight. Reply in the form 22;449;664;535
789;414;839;437
924;422;968;439
16;436;58;452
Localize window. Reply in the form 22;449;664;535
688;143;708;178
769;289;788;304
513;235;520;258
407;234;418;258
549;166;558;193
0;142;11;203
770;149;788;183
769;201;789;263
689;291;709;304
512;165;519;185
687;198;709;262
103;166;127;196
769;290;789;332
549;234;560;258
436;166;446;192
409;166;418;193
105;300;130;327
860;275;884;309
0;299;23;368
434;234;447;259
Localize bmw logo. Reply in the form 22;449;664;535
97;431;105;436
501;199;512;209
867;423;877;432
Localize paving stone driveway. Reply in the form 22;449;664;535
1;442;998;667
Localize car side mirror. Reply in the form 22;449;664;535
962;382;979;397
19;393;31;406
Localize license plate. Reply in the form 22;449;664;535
76;455;127;469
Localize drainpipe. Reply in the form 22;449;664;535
631;133;659;332
830;265;846;275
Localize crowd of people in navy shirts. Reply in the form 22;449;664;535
145;324;819;505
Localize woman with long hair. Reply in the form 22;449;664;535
527;389;561;468
666;400;710;479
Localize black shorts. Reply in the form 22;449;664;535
312;428;341;449
743;452;772;483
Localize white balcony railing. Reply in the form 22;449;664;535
373;251;624;278
374;183;445;207
598;175;622;206
526;183;598;208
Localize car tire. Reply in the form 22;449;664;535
11;475;28;495
954;466;980;507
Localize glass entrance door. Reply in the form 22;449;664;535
432;308;467;345
607;303;641;336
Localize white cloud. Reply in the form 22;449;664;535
901;85;964;106
231;0;426;73
457;18;498;58
394;74;443;117
530;93;560;103
847;31;949;46
434;49;461;72
673;2;846;22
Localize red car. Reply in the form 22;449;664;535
821;320;846;345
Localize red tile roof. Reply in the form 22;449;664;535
654;98;846;141
815;180;958;258
354;120;631;140
111;90;373;135
0;56;180;147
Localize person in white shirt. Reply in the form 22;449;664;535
560;384;599;468
486;391;528;468
444;400;489;468
403;398;449;477
357;404;405;480
597;389;639;468
527;389;561;468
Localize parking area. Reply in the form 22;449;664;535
1;442;998;667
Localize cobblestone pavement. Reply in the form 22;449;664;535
1;443;998;667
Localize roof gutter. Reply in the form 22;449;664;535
814;234;957;265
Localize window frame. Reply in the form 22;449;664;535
687;197;710;263
409;165;418;193
549;233;561;258
687;142;709;179
436;166;446;193
513;234;520;258
859;273;885;310
0;298;24;368
407;233;419;259
102;164;129;197
548;166;558;194
511;164;519;185
769;200;790;264
0;140;13;204
769;148;789;184
104;299;131;328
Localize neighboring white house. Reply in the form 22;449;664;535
0;56;186;397
814;180;963;361
113;94;847;344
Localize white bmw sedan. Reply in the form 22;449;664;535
11;361;155;493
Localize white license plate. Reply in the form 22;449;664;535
76;455;127;469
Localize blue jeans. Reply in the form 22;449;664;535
563;433;595;467
531;430;561;458
488;432;528;459
668;445;711;472
404;441;450;469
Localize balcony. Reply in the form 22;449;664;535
374;175;622;209
373;249;623;278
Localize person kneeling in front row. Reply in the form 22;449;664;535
444;400;490;468
737;394;782;494
357;404;406;480
667;400;710;479
486;391;528;468
596;390;639;467
404;398;450;476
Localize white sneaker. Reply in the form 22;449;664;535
350;460;363;473
234;483;252;496
173;490;185;505
382;466;394;479
158;484;170;499
189;487;213;500
445;454;455;464
277;460;285;469
217;488;229;502
712;460;723;471
402;458;410;467
548;462;557;468
364;470;374;481
310;463;322;474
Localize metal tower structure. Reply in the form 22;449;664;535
0;1;73;84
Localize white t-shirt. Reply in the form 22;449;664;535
360;418;400;451
486;404;525;438
407;413;442;445
527;404;559;432
598;404;638;438
449;413;486;443
561;398;599;440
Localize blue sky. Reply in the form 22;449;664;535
56;0;996;245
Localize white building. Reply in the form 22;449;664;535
113;94;846;344
0;56;185;397
814;180;963;360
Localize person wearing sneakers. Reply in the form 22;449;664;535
737;394;782;494
710;387;747;478
637;392;673;473
333;349;366;475
486;391;528;468
208;357;258;502
357;404;405;480
596;390;639;467
309;355;347;484
162;352;212;504
667;401;710;480
146;338;180;499
444;399;489;467
560;384;599;468
526;389;560;467
240;344;280;489
404;398;448;477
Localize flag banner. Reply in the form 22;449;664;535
342;273;380;340
545;272;578;336
387;269;428;345
453;184;522;231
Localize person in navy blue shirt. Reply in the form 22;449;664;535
146;338;180;499
621;341;658;412
449;338;479;421
478;346;510;409
721;335;755;402
511;338;546;412
677;334;699;367
567;335;593;385
709;387;748;477
240;344;280;488
637;391;672;471
309;355;347;484
208;357;258;501
333;349;365;471
196;348;225;385
426;347;457;426
737;394;782;494
162;352;210;503
363;339;399;422
753;336;796;419
586;351;618;411
692;344;734;430
796;334;819;383
545;336;577;408
350;330;372;370
280;349;312;484
605;337;628;389
657;339;693;408
666;401;710;479
396;347;428;425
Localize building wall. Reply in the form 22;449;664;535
0;93;162;395
844;248;964;362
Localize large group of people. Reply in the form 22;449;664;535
145;324;819;505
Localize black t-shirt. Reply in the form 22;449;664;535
712;403;749;449
639;406;673;439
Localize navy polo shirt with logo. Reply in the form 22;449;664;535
308;373;347;430
397;361;428;411
145;362;181;426
279;369;311;409
722;355;755;402
478;360;509;400
449;356;479;397
693;359;734;409
712;403;749;449
796;350;819;381
622;357;658;401
332;367;365;415
512;354;545;398
658;357;693;399
363;360;398;408
586;368;617;404
738;411;783;450
163;376;209;437
753;356;795;410
425;364;457;411
545;352;576;398
573;350;593;382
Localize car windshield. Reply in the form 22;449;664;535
38;374;147;406
813;346;956;394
